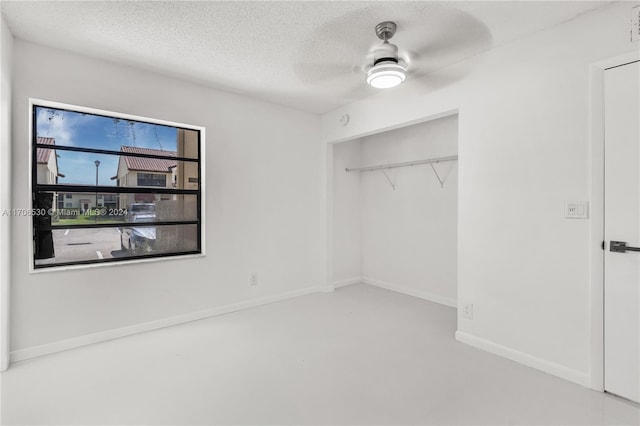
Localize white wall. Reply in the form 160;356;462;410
360;116;458;306
322;2;637;386
1;15;14;371
332;139;361;285
10;40;325;353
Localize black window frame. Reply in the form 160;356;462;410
31;102;203;270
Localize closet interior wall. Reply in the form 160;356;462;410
333;115;458;306
332;138;363;286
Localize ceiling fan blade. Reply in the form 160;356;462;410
402;37;490;72
407;59;477;92
394;5;492;74
293;61;362;85
337;82;378;104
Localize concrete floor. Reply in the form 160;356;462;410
1;283;639;425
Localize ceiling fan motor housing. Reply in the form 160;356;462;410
372;41;400;66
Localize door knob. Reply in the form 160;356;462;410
610;241;640;253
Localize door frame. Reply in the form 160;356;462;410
589;51;640;392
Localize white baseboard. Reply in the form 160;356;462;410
455;331;590;388
317;284;336;293
333;276;362;288
362;276;457;308
10;285;328;364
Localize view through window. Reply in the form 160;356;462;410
31;103;202;269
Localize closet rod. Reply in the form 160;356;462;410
345;155;458;173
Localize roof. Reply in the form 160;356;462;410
36;137;55;164
120;146;177;173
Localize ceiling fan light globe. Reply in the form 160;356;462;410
368;74;403;88
366;62;407;89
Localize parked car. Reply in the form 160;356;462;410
120;203;157;254
125;203;156;222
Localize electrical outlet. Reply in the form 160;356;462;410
250;273;258;286
462;303;474;319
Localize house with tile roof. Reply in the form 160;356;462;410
114;146;178;209
36;137;63;185
36;137;66;211
37;137;117;213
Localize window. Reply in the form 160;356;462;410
137;173;166;187
32;100;203;269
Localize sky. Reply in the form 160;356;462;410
36;107;178;186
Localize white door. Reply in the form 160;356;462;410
604;60;640;403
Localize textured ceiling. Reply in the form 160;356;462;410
1;1;610;114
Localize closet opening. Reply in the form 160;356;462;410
331;113;459;311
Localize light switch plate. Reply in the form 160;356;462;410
565;201;589;219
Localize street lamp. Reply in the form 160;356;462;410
95;160;100;222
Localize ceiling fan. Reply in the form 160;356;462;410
365;21;408;89
292;3;492;99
